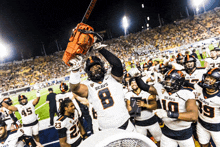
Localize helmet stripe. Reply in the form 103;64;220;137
208;68;218;75
167;69;174;76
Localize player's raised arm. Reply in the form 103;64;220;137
68;55;89;98
2;102;18;112
32;91;41;106
98;47;123;82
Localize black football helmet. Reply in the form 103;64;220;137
147;59;153;67
18;95;28;105
143;63;150;71
184;55;196;70
85;56;106;82
200;68;220;90
176;53;185;65
3;98;13;106
163;69;185;92
158;63;168;74
60;82;68;93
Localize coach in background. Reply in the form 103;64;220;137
46;88;58;127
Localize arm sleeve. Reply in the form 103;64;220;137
10;113;18;122
99;48;123;77
135;77;150;92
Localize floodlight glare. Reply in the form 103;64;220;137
193;0;204;6
0;44;7;59
122;16;128;29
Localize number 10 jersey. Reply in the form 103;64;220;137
84;75;130;130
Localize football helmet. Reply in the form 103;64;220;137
158;63;168;74
200;68;220;90
184;55;196;70
3;98;13;106
143;63;150;70
163;69;185;92
85;56;106;82
176;53;185;65
60;82;69;93
18;95;28;105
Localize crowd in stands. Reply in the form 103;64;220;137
1;7;220;92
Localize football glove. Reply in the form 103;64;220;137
128;68;141;77
153;109;168;119
92;42;107;51
67;55;83;71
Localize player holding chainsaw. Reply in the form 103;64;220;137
66;41;136;132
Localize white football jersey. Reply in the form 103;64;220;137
84;74;130;130
182;68;207;84
195;84;220;124
125;90;153;121
1;107;14;130
154;83;195;130
0;129;25;147
15;100;37;125
55;109;81;145
56;92;81;116
205;57;220;70
171;63;184;70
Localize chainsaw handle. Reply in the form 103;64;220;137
78;29;103;42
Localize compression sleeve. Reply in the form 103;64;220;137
135;77;150;92
99;48;123;77
10;113;18;122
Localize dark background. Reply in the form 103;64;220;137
0;0;219;61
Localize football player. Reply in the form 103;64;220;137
182;55;206;85
68;45;135;131
55;99;86;147
204;47;220;70
0;97;21;130
131;69;198;147
0;120;43;147
56;82;81;116
2;92;41;142
125;78;162;146
194;68;220;147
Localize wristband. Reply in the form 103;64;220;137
69;71;81;84
36;92;40;97
167;111;179;118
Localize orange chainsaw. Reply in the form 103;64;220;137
62;0;102;66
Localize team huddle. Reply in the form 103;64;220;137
0;43;220;147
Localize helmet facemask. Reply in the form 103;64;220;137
185;61;196;71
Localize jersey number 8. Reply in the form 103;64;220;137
98;88;114;109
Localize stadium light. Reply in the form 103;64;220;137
0;44;8;60
193;0;204;6
122;16;129;36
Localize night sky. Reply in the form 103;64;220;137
0;0;219;62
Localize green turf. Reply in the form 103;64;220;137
11;84;62;123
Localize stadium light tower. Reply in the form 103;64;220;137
122;16;129;36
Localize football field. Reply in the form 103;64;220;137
11;84;62;123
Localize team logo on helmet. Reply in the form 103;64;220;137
3;98;13;106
